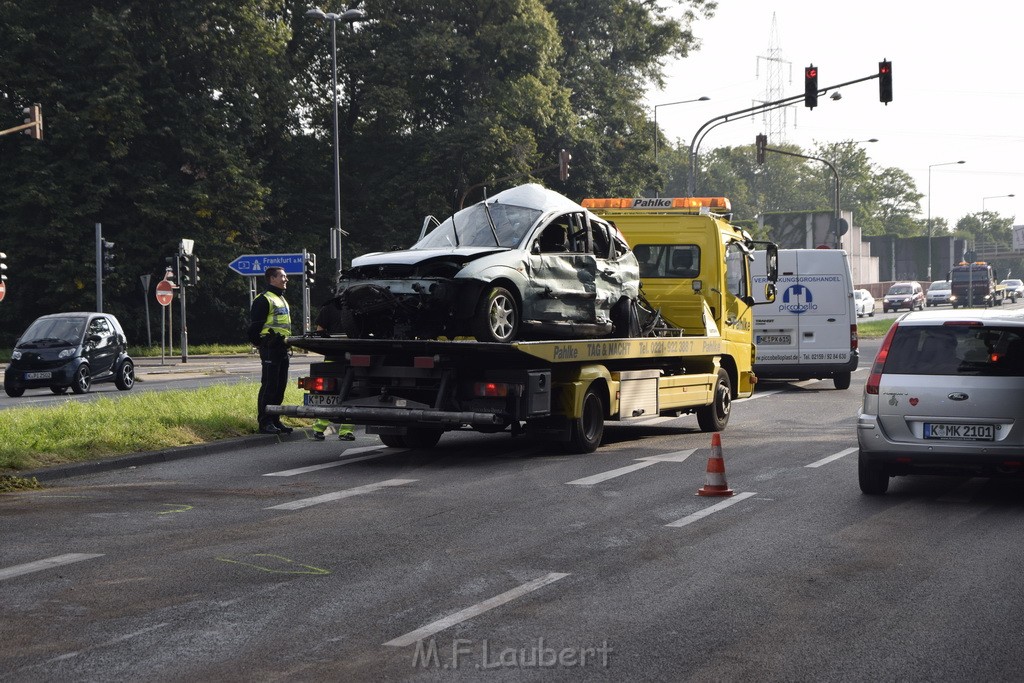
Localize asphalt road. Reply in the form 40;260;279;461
3;340;1023;681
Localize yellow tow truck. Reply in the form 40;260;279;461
268;196;777;452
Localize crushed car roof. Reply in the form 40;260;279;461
482;183;588;215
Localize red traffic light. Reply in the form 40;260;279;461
878;59;893;104
804;65;819;109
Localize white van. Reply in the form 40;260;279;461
750;249;858;389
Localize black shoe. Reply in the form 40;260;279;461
274;422;294;434
260;423;282;434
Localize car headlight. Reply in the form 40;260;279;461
58;348;76;359
11;350;21;360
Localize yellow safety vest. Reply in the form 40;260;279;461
260;291;291;337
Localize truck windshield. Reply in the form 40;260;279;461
951;268;989;283
414;203;542;249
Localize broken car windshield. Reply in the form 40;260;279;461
414;203;542;249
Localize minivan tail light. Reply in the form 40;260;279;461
866;322;900;395
850;324;859;351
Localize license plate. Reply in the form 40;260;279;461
924;423;994;441
25;371;52;380
304;394;342;407
757;335;791;345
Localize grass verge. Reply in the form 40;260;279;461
857;318;895;338
0;382;308;474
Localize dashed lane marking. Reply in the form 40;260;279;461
665;492;758;528
264;479;417;511
384;572;570;647
806;447;857;468
263;447;406;477
0;553;105;582
567;449;696;486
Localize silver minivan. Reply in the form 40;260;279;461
857;308;1024;494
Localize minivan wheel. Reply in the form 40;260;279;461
833;372;852;390
71;365;91;394
115;359;135;391
858;451;889;495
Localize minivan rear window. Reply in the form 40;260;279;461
883;326;1024;376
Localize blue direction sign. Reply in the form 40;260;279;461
228;253;305;276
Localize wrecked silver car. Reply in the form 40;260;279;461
336;184;640;342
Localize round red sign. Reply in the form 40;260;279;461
0;280;5;302
155;279;174;306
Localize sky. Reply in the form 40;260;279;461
644;0;1024;230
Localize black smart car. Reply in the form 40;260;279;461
4;312;135;397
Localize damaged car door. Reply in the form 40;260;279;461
524;212;601;331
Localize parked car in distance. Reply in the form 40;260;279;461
335;184;640;342
926;280;952;307
857;308;1024;494
3;312;134;397
882;281;924;313
853;289;875;318
1000;278;1024;303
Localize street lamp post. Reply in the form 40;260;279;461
652;96;709;195
982;194;1015;225
927;160;965;280
307;5;366;279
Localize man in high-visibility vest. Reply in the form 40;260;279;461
311;296;355;441
247;266;294;434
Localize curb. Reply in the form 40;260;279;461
21;432;303;483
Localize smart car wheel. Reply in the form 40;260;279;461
71;365;91;394
50;385;68;395
697;368;732;432
115;359;135;391
472;286;519;343
5;386;25;398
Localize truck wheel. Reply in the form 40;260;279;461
472;286;519;343
564;386;604;454
404;427;443;449
833;371;852;390
696;369;731;432
858;451;889;495
379;434;407;448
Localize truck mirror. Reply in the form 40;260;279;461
766;245;779;282
763;282;777;303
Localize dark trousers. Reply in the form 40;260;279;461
257;346;289;427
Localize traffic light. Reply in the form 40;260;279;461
178;253;192;286
165;256;177;281
190;254;200;287
878;59;893;104
22;104;42;140
804;65;818;109
304;251;316;287
0;251;7;283
755;134;767;164
558;148;572;182
101;240;116;275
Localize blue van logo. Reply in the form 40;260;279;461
780;284;817;314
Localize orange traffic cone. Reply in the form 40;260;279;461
697;433;734;497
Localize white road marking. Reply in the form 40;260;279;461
264;479;416;510
384;572;570;647
665;491;758;528
264;448;404;477
567;449;696;486
0;553;104;582
48;623;170;662
806;447;857;468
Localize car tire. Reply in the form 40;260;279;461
71;365;91;394
697;368;732;432
869;310;875;317
833;371;852;390
404;427;443;449
5;386;25;397
50;385;68;395
115;359;135;391
472;286;519;343
379;434;407;448
563;385;605;454
858;451;889;495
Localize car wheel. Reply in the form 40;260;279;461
50;385;69;395
869;310;875;317
833;371;852;390
115;359;135;391
71;365;91;394
4;386;25;398
858;450;889;495
564;385;605;453
472;286;519;343
697;368;732;432
404;427;443;449
379;434;407;448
